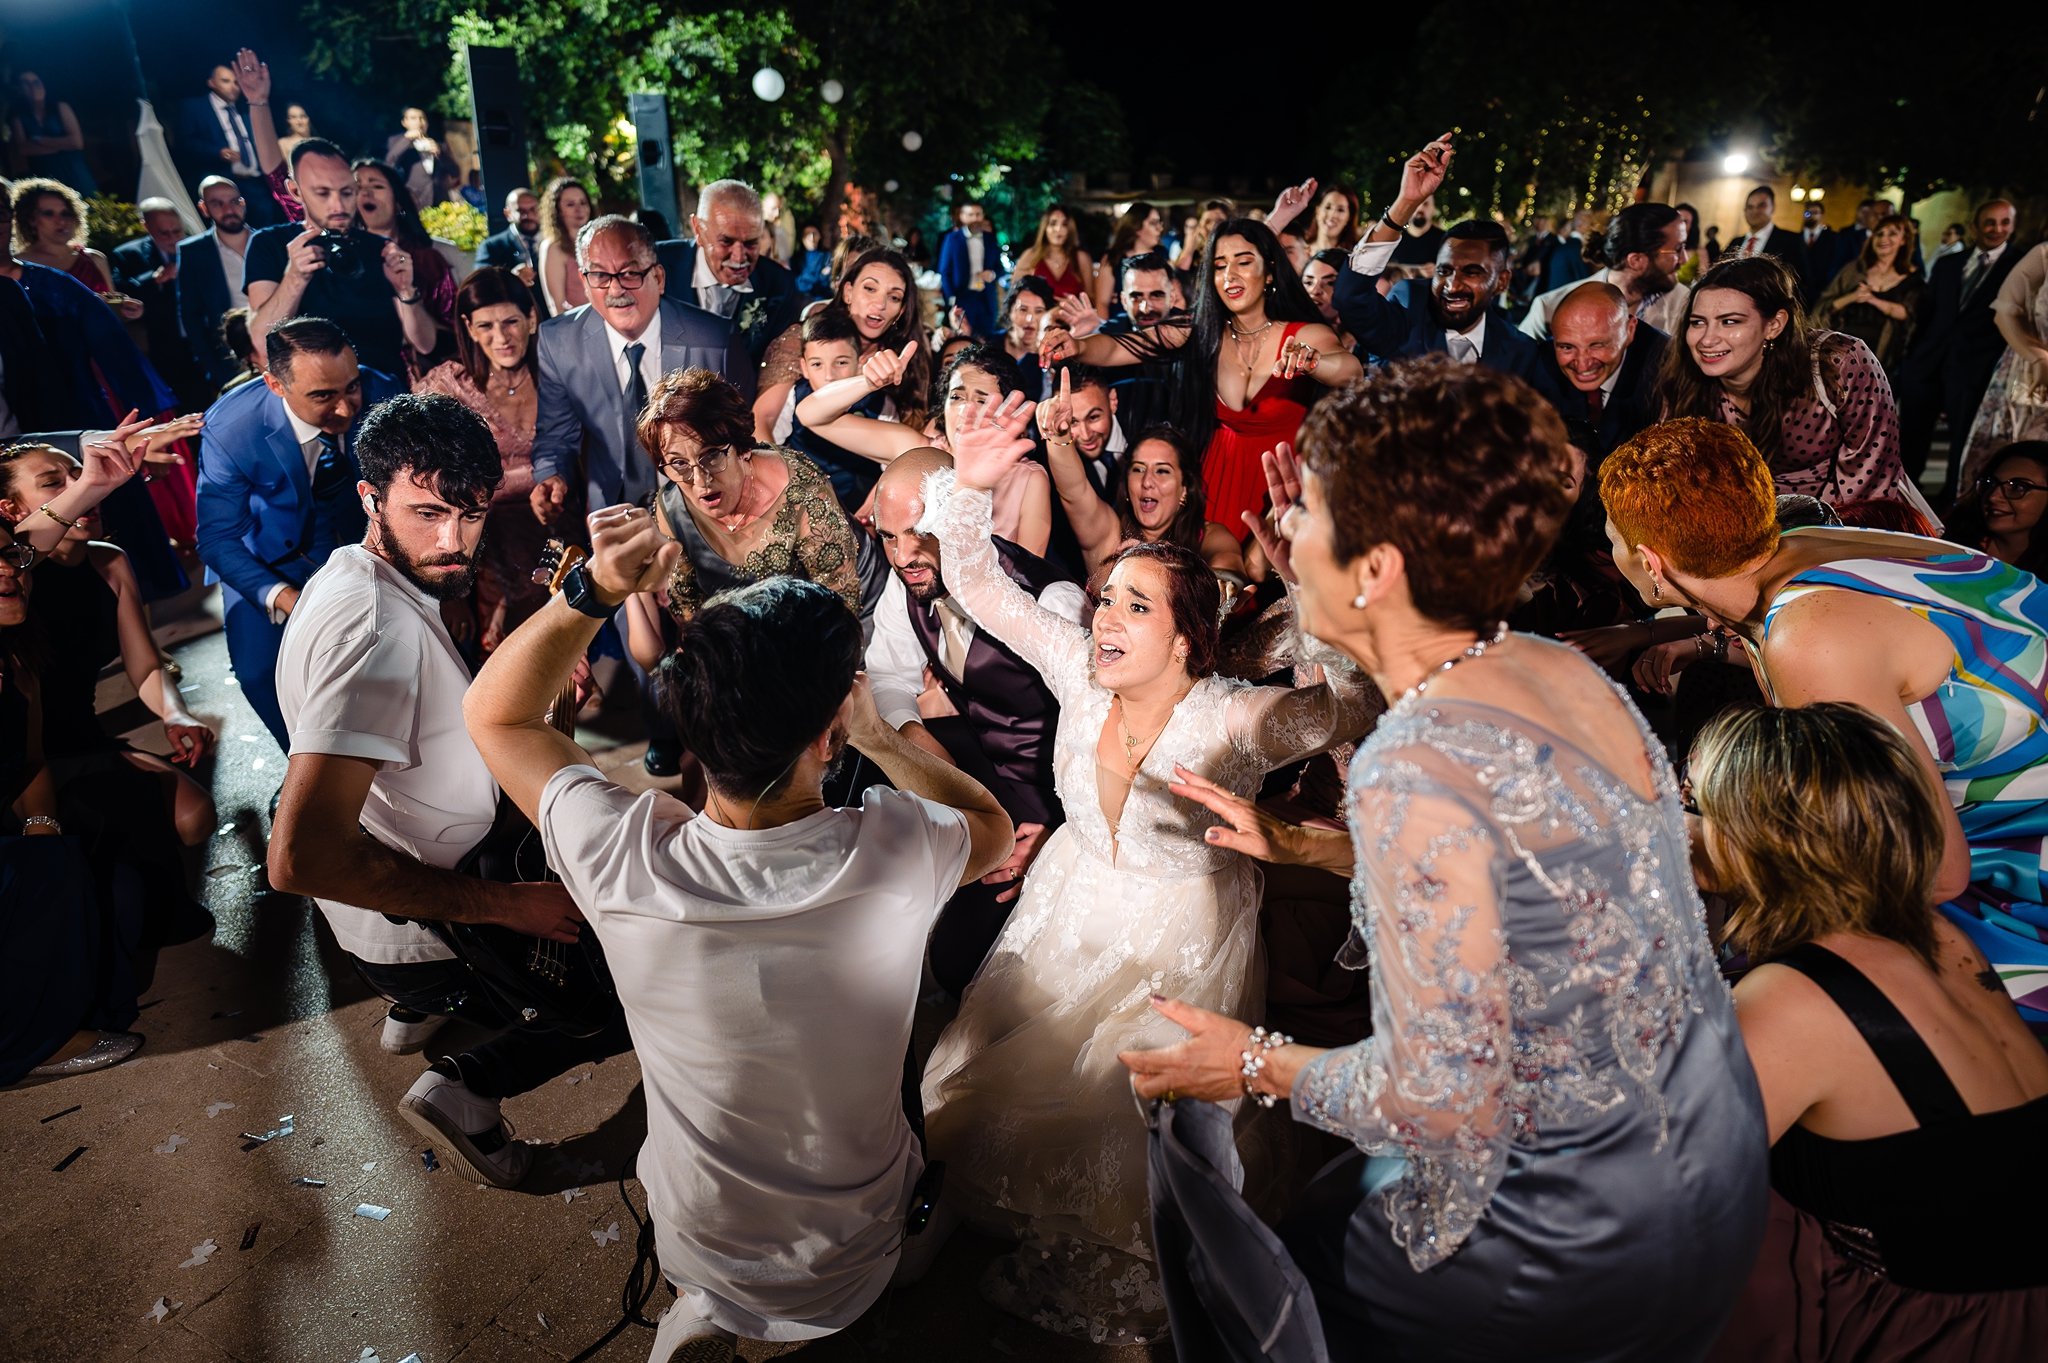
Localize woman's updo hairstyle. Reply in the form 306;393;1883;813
1107;539;1221;678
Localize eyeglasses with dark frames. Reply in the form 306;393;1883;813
580;266;653;291
655;445;735;486
1980;476;2048;500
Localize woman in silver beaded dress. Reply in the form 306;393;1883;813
1126;360;1768;1362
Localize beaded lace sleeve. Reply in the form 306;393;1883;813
918;470;1091;703
1292;759;1510;1271
1225;619;1382;766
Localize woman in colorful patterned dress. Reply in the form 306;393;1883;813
1601;416;2048;1029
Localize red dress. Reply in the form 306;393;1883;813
1030;257;1087;299
1202;321;1318;537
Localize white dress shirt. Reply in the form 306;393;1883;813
866;572;1088;730
966;230;986;280
690;244;753;317
210;91;257;177
214;231;249;310
262;409;348;620
603;308;664;396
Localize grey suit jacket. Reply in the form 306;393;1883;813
529;298;751;515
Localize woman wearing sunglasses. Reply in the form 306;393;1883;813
1600;418;2048;1036
1937;441;2048;577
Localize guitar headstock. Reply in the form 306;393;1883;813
533;539;588;595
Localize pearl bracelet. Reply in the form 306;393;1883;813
1239;1025;1293;1108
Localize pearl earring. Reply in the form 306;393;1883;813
1352;592;1369;610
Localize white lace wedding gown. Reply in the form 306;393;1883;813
917;477;1381;1343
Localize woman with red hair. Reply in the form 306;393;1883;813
1600;416;2048;1033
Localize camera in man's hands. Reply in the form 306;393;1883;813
313;229;374;280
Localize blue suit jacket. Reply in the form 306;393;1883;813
654;238;798;366
1335;262;1561;405
175;95;243;180
937;227;1002;332
194;367;403;612
529;298;751;518
175;229;238;389
473;227;550;320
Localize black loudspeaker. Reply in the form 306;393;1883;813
628;92;681;229
465;44;530;235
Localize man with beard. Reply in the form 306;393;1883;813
473;186;549;319
195;316;404;748
243;138;436;376
271;392;629;1186
1519;202;1691;342
863;447;1083;997
1334;133;1557;403
1048;254;1185;444
177;176;256;391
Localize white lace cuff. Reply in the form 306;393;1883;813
914;466;979;540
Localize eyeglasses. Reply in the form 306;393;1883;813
1980;476;2048;500
656;445;734;485
581;266;652;291
0;541;36;570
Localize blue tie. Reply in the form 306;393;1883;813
311;433;350;498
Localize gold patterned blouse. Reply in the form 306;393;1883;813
656;448;863;623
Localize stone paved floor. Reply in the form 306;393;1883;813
2;601;1167;1363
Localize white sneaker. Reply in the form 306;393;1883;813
397;1069;533;1188
647;1302;736;1363
380;1007;449;1055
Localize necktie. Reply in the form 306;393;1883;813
1447;333;1478;365
311;433;350;497
1745;234;1762;257
935;599;973;679
1961;250;1993;304
707;283;741;318
1585;387;1605;422
623;342;648;413
230;107;258;174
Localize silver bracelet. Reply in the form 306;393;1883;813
1239;1025;1294;1108
21;815;61;835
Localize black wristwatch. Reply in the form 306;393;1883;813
560;561;617;618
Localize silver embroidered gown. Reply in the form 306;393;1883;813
1283;647;1769;1361
917;478;1381;1344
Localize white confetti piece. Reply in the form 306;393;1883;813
179;1238;219;1269
145;1296;174;1323
537;1312;550;1331
353;1203;392;1221
251;757;266;770
153;1134;187;1155
362;1161;376;1171
238;734;258;743
205;1101;236;1119
564;1071;591;1086
591;1220;620;1246
561;1186;585;1204
357;1350;380;1363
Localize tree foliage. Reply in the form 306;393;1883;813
298;0;1126;239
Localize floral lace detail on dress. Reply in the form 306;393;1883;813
660;448;860;621
1291;679;1722;1271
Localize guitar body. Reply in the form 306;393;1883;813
419;537;620;1038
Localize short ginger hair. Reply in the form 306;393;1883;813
1599;417;1778;578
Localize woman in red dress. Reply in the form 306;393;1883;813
1011;204;1094;300
1056;218;1360;537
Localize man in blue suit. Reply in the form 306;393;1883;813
655;178;798;367
175;177;255;393
1334;134;1558;406
528;214;749;775
174;63;278;228
196;316;402;748
938;201;1003;336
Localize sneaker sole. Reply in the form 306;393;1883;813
396;1091;529;1188
380;1023;446;1056
663;1338;735;1363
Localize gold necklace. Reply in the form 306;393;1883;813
1116;684;1191;773
1228;317;1274;381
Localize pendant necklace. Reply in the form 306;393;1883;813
1399;622;1510;707
1228;318;1274;382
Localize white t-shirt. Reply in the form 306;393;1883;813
275;545;497;964
537;766;971;1341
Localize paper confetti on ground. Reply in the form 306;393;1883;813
152;1134;187;1155
144;1297;175;1324
561;1186;585;1204
591;1220;620;1246
564;1071;591;1086
179;1238;219;1269
206;1101;236;1118
362;1161;376;1172
353;1204;392;1221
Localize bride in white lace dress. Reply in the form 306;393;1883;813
917;395;1382;1343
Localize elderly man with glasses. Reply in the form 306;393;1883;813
527;214;749;775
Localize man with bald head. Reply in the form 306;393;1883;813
864;448;1085;996
1539;281;1668;456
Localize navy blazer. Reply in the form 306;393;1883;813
1899;243;2031;389
194;366;403;612
473;226;550;320
0;277;51;434
174;230;239;389
1539;324;1669;455
654;238;798;367
1335;261;1561;405
175;95;248;179
937;227;1002;331
529;298;751;516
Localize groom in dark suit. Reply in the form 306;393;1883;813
1895;199;2027;499
1539;282;1668;457
656;178;798;367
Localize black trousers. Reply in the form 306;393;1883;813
355;955;631;1100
